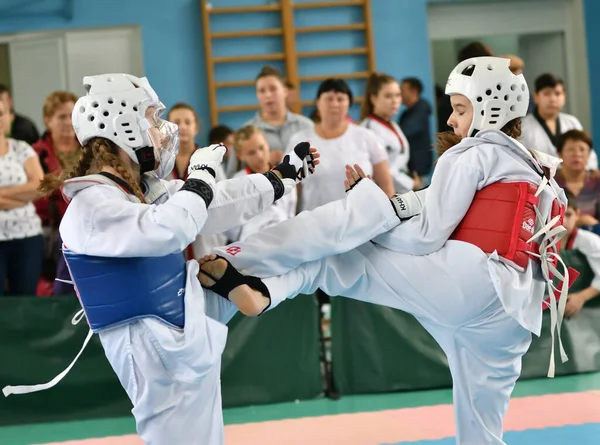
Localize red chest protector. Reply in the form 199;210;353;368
450;182;541;270
449;181;579;308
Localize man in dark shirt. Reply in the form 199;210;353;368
399;77;432;186
0;84;39;145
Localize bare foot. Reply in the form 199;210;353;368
197;256;270;316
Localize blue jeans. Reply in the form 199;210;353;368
0;234;44;296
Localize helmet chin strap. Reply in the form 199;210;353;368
135;146;157;174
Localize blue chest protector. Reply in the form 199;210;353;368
63;250;186;333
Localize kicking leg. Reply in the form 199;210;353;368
200;247;399;312
214;166;402;278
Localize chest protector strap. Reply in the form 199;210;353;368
62;173;170;205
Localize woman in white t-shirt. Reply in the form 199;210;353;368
360;72;419;193
288;78;394;212
0;98;44;295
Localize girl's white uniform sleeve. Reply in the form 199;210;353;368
572;229;600;291
373;151;483;255
161;174;276;236
61;185;209;257
199;174;276;235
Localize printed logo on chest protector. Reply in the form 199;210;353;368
226;246;242;256
522;217;535;235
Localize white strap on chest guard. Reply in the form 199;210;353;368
521;149;570;378
3;310;91;397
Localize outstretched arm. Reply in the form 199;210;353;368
198;144;319;236
373;150;482;255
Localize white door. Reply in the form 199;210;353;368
9;35;67;132
65;27;144;97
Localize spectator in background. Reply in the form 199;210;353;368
0;84;39;145
559;189;600;317
244;66;313;165
224;125;296;242
399;77;433;187
288;78;394;213
167;103;205;181
33;91;80;296
0;97;44;296
285;80;299;112
436;41;494;132
457;41;493;63
503;54;524;75
521;73;597;169
208;124;237;179
555;130;600;228
167;104;227;259
360;72;416;193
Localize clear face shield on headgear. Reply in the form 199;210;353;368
130;76;180;179
142;103;180;178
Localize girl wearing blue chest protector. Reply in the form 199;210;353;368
3;73;319;445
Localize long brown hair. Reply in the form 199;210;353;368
39;137;146;203
361;72;398;120
435;118;522;156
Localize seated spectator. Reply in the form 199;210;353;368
521;73;597;169
244;66;313;164
167;103;227;258
399;77;433;187
208;124;237;178
360;72;417;193
555;130;600;228
0;97;44;296
32;91;80;296
559;190;600;317
288;78;394;212
224;125;296;242
0;84;39;145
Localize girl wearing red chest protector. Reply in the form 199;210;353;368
199;57;577;445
